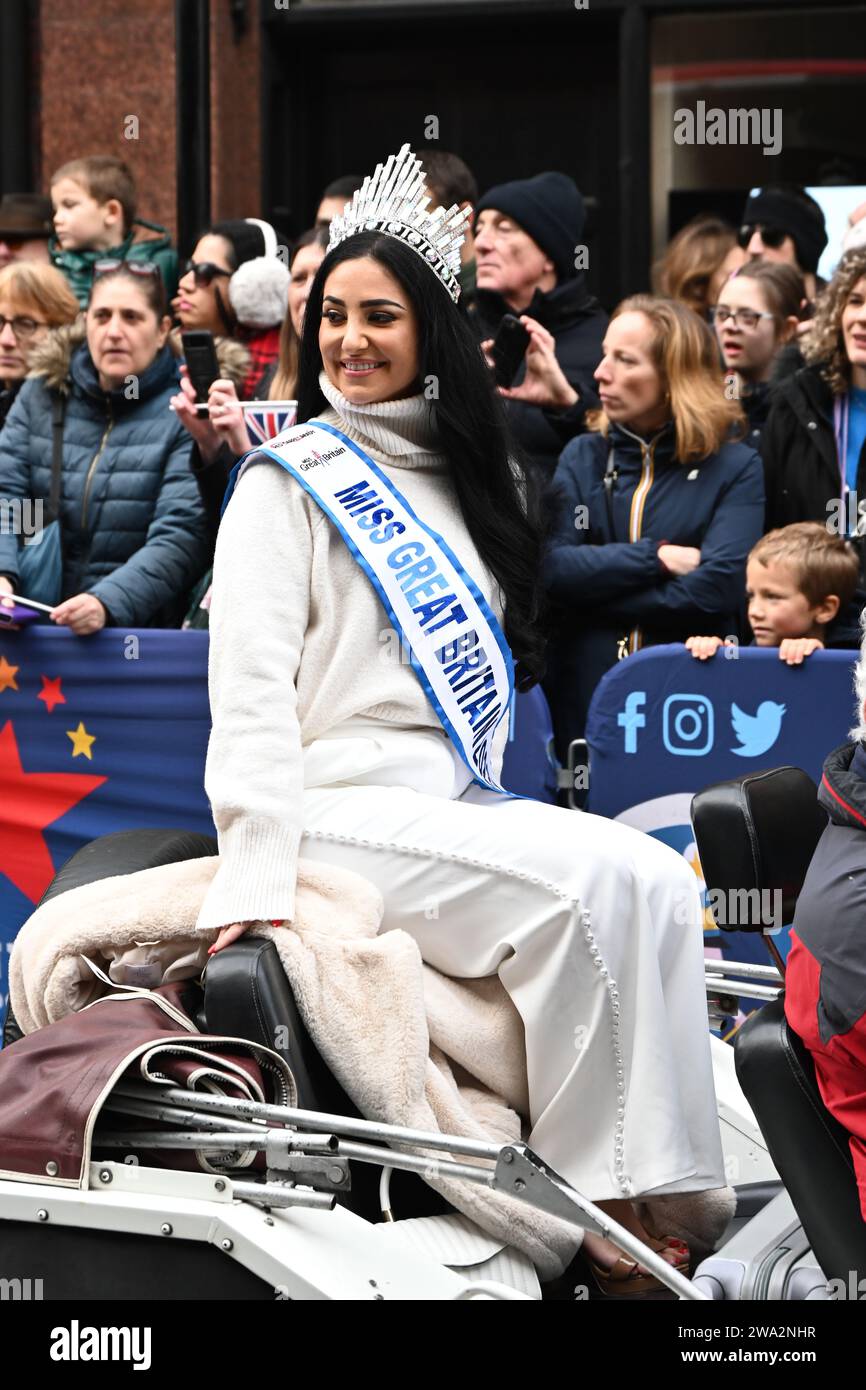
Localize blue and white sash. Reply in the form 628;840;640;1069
223;419;515;793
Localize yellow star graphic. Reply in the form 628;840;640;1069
67;721;96;760
0;655;19;693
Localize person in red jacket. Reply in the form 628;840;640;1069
785;624;866;1218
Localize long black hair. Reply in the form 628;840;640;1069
295;231;547;689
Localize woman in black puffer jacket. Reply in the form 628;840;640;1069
761;247;866;534
0;264;214;633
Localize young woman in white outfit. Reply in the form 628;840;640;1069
196;148;726;1294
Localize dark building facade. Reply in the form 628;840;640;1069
1;0;864;304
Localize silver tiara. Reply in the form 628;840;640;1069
327;144;472;303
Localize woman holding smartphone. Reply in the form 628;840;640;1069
173;229;329;543
175;218;289;400
192;147;728;1296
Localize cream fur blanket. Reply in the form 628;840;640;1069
9;854;734;1279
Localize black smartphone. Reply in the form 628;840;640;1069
181;330;221;413
490;314;530;388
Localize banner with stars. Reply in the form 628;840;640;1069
0;627;214;1018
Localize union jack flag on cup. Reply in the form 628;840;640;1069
244;401;298;447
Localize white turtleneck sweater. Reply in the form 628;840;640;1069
195;373;508;933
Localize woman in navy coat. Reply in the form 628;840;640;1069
543;294;765;764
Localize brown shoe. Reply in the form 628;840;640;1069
586;1254;677;1299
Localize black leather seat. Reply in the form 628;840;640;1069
734;995;866;1281
691;765;827;944
203;937;360;1118
692;766;866;1282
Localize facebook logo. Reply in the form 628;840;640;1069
618;691;646;753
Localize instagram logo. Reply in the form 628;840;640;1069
662;693;714;757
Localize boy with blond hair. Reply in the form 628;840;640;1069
50;154;177;305
688;522;861;664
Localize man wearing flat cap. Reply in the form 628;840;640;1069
0;194;53;269
472;171;608;480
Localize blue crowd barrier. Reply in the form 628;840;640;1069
585;642;855;819
0;628;213;1015
0;627;555;1017
584;643;857;984
501;685;559;804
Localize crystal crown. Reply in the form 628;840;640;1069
327;144;472;303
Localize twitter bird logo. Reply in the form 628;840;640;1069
730;701;786;757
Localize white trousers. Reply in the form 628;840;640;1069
299;720;725;1203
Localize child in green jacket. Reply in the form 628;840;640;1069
49;154;178;306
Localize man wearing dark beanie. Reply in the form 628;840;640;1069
740;185;828;303
472;170;607;480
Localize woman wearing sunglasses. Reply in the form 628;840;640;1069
175;219;288;399
0;262;209;634
172;228;329;629
711;261;805;449
175;234;235;335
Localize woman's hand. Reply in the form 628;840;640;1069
207;922;253;955
50;593;107;635
658;544;701;576
171;369;220;457
482;316;579;411
778;637;824;665
686;635;727;660
172;369;249;463
0;576;19;629
207;918;286;956
206;379;251;459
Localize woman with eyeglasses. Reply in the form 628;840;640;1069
0;261;79;427
761;247;866;539
712;261;805;449
0;262;208;633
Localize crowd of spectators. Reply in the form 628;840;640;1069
1;151;866;775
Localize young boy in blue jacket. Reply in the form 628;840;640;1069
687;523;861;664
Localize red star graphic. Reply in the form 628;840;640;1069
0;720;106;903
38;675;66;714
